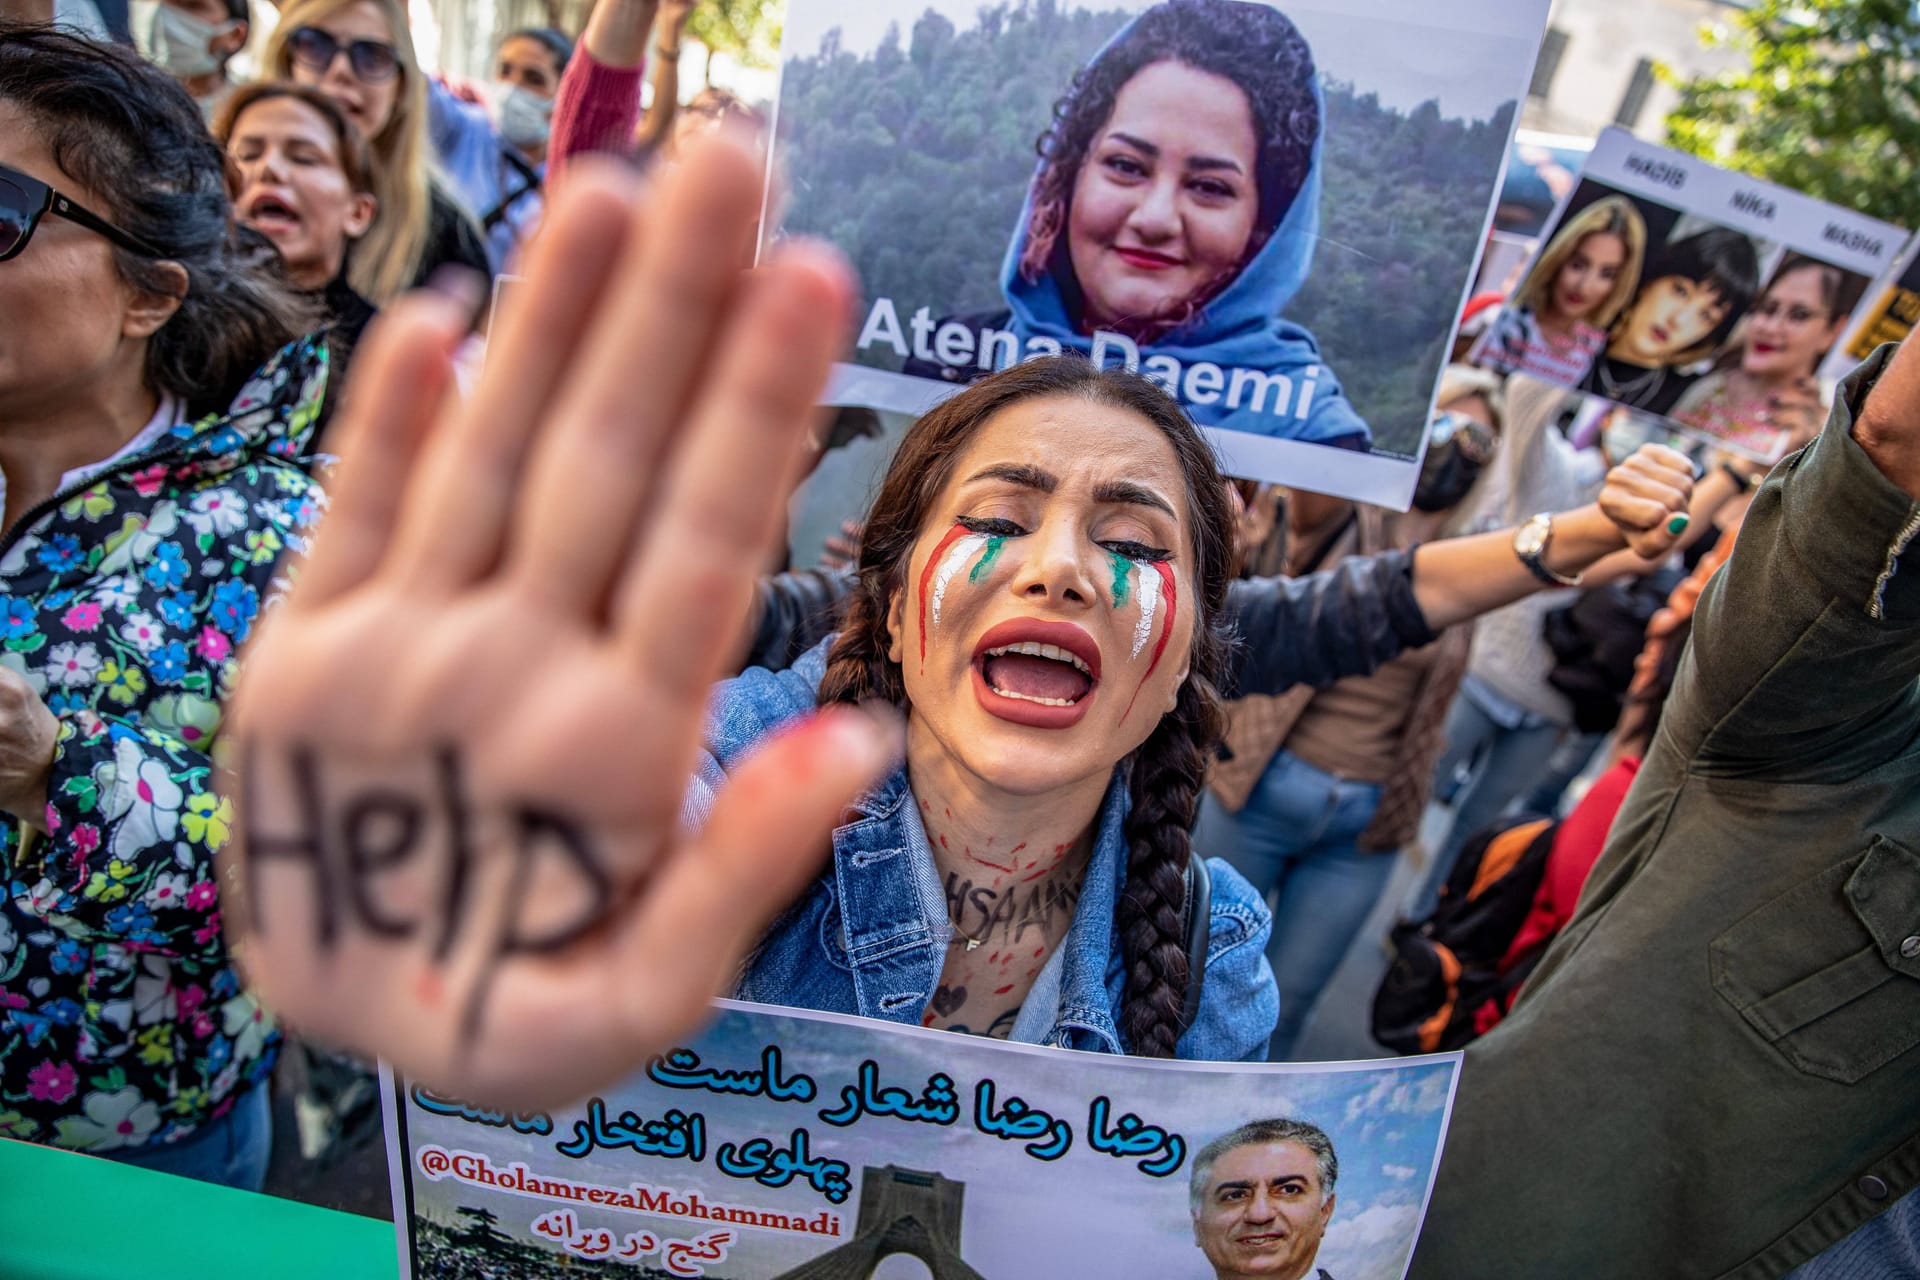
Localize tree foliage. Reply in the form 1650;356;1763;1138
688;0;783;70
1664;0;1920;228
777;2;1514;455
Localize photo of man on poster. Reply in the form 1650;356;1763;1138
1190;1118;1339;1280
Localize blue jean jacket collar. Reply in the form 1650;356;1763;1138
828;760;1130;1054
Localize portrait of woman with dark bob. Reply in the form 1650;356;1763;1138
905;0;1371;451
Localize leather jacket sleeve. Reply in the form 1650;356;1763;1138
1221;547;1438;698
738;568;858;675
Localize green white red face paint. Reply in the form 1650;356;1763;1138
1109;552;1162;659
1115;555;1178;721
918;524;1006;664
916;523;1175;718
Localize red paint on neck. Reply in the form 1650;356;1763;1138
1121;561;1179;722
916;523;972;666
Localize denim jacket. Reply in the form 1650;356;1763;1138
685;642;1279;1062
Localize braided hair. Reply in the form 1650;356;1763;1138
818;358;1235;1057
1019;0;1322;340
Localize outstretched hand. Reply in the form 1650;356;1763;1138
223;139;899;1109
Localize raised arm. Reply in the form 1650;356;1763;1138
635;0;692;152
548;0;659;179
1223;446;1696;698
1667;342;1920;769
1409;444;1696;631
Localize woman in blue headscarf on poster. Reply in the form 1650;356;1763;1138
904;0;1370;451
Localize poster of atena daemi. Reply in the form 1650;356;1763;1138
764;0;1551;508
385;1000;1461;1280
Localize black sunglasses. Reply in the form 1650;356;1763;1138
0;163;169;264
287;25;401;82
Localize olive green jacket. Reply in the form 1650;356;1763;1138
1410;347;1920;1279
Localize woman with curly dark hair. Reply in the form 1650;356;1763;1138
0;22;326;1189
908;0;1369;450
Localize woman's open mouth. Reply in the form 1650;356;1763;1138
971;619;1101;729
243;190;304;235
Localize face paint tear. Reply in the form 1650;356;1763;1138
1128;559;1161;660
969;536;1006;584
916;524;972;665
1121;561;1179;722
1108;552;1131;609
930;532;989;629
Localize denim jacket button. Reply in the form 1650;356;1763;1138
1900;935;1920;960
1858;1175;1891;1201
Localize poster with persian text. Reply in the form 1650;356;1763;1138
765;0;1550;507
1470;128;1906;463
384;1000;1460;1280
1827;232;1920;379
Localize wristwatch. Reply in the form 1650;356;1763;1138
1719;460;1763;492
1513;512;1584;587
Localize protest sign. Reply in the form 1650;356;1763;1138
1828;232;1920;377
1471;128;1905;463
766;0;1550;507
385;1000;1460;1280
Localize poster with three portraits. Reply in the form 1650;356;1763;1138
765;0;1552;508
1470;128;1907;464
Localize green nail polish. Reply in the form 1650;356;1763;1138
1667;514;1691;535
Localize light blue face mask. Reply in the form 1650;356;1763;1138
132;0;240;80
495;83;554;149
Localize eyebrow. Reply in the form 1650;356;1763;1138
964;466;1177;521
965;463;1054;493
1108;131;1246;176
1094;479;1178;520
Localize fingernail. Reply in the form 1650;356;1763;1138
1667;514;1691;536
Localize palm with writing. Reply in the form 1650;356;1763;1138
223;140;898;1109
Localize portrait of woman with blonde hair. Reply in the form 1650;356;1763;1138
265;0;490;303
1476;194;1646;385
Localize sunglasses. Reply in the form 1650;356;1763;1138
0;163;168;264
287;26;401;82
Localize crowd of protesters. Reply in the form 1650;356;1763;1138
0;0;1913;1275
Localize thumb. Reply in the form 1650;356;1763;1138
613;704;903;1042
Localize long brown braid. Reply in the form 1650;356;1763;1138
817;358;1235;1057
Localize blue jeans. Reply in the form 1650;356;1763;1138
1195;748;1389;1061
1406;681;1563;921
1786;1184;1920;1279
103;1079;272;1191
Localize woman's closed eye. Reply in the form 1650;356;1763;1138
958;515;1171;564
1103;538;1172;563
1099;151;1149;181
957;515;1025;538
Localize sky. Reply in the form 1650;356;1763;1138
393;1003;1458;1280
778;0;1548;123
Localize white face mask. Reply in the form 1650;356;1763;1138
132;0;241;81
494;82;554;150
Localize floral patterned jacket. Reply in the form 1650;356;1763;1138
0;340;325;1154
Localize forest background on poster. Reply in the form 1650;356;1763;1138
776;1;1516;457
